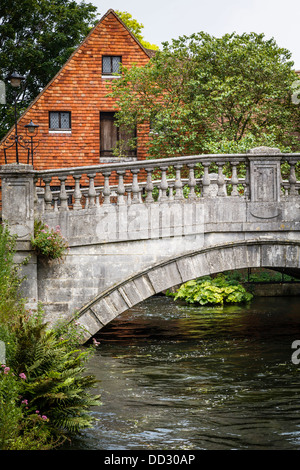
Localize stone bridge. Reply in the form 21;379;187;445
1;146;300;342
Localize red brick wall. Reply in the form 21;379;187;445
0;10;151;170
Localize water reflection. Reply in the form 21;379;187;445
69;295;300;450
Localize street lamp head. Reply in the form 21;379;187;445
6;71;25;88
25;120;39;135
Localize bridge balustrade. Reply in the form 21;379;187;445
29;153;296;212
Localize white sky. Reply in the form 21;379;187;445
91;0;300;69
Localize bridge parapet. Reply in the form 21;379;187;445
31;147;299;212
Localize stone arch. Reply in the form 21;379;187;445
75;239;300;342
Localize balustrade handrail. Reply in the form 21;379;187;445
34;154;249;178
31;153;300;178
1;152;300;179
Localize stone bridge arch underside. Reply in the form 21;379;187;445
74;239;300;343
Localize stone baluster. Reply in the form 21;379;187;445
87;173;96;207
117;170;126;205
230;162;239;197
174;164;183;200
187;163;197;200
159;166;169;201
145;167;154;203
289;161;297;196
73;174;82;209
216;162;226;197
59;176;69;210
131;168;140;204
244;161;250;199
168;182;174;201
53;196;59;212
126;187;132;205
201;162;210;197
43;177;53;211
102;171;111;205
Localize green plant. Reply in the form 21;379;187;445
9;310;100;443
173;275;253;306
0;365;54;450
31;220;69;261
0;222;26;325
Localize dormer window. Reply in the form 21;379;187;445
102;56;122;78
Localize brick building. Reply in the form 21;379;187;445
0;9;154;170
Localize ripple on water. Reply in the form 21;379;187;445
66;295;300;450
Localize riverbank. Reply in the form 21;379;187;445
244;282;300;297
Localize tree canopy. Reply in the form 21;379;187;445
0;0;99;139
110;31;300;157
115;10;159;51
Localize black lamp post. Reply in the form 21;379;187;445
24;120;39;165
5;71;25;164
3;72;39;165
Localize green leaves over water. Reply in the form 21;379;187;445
172;275;253;306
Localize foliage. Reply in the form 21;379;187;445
0;365;54;450
0;224;100;449
172;275;253;306
31;220;69;261
0;0;99;139
8;310;100;443
116;11;159;51
0;223;26;325
110;31;300;158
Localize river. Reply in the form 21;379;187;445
67;295;300;450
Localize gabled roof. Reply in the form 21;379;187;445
0;9;154;146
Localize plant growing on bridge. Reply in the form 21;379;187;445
172;275;253;306
31;220;69;261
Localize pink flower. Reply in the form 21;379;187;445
92;338;100;346
4;367;10;374
22;399;28;405
19;372;26;380
41;415;48;421
36;410;40;414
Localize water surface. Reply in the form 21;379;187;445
69;295;300;450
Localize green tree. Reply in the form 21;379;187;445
116;10;159;51
0;0;99;139
110;31;300;158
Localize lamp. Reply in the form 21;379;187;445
24;120;40;164
6;71;25;88
25;120;39;136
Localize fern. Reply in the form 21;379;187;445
11;310;100;441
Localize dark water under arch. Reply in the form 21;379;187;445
66;295;300;450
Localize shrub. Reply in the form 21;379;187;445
173;275;253;306
0;224;100;449
0;364;54;450
8;309;101;444
0;223;25;325
31;220;69;261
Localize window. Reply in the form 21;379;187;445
49;111;71;131
102;56;122;77
100;112;136;161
